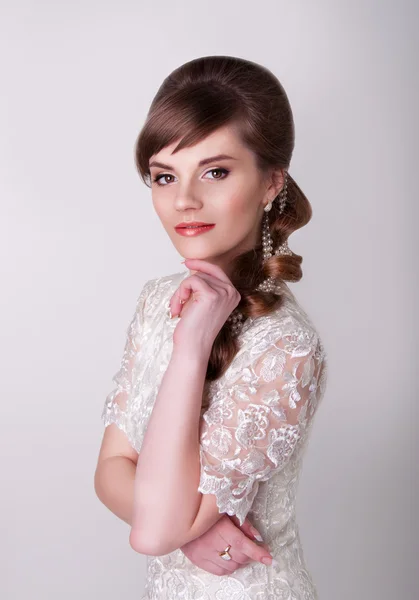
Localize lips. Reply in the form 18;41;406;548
175;221;214;229
175;223;215;237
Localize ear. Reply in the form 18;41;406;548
264;168;285;204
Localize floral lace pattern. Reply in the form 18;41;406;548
101;271;328;600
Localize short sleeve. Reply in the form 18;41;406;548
197;329;328;525
101;280;151;436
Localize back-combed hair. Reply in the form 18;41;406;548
134;55;312;399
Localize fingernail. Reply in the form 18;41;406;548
250;526;263;542
261;556;273;566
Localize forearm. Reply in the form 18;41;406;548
130;344;210;552
94;456;137;526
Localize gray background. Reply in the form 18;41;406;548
1;1;417;599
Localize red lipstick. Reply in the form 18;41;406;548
175;222;215;237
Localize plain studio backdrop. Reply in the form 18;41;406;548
1;1;417;599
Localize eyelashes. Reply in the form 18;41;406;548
152;167;230;186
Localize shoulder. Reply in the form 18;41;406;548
240;285;326;364
266;294;328;396
136;270;188;317
226;300;328;400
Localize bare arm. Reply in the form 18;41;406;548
95;455;136;526
93;269;259;558
130;345;211;554
129;261;324;557
95;269;243;554
94;427;273;571
94;422;139;526
129;261;244;555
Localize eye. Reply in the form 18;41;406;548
204;168;230;180
152;167;230;187
153;173;175;186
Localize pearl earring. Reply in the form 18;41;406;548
227;171;292;334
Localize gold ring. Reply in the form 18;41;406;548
218;544;232;561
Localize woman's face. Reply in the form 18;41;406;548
148;123;283;278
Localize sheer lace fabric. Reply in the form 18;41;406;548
198;323;325;528
102;271;328;600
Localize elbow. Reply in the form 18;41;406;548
129;526;179;556
130;501;184;555
129;528;147;554
94;466;105;503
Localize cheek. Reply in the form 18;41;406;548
152;197;170;224
213;197;256;245
223;187;258;220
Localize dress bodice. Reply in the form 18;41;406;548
102;270;328;600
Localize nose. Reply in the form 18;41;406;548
173;182;203;212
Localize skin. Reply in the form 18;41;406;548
129;260;270;558
180;514;271;576
130;126;284;557
149;122;285;280
94;445;272;576
95;123;284;573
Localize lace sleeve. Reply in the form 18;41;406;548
101;280;151;436
197;328;328;526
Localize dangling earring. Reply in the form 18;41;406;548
256;171;292;293
227;170;292;334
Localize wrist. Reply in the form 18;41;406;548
171;340;212;365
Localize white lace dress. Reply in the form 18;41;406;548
101;270;328;600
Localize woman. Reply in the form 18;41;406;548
95;55;328;600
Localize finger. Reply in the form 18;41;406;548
219;526;273;566
183;258;233;286
180;272;229;297
214;557;241;573
214;530;249;566
171;273;232;318
232;516;264;542
170;274;215;318
210;542;241;573
199;559;234;576
239;529;269;560
183;270;230;289
238;542;272;565
171;266;239;319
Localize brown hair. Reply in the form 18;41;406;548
134;55;312;395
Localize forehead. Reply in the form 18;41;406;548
149;123;247;165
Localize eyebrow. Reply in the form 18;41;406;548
148;154;238;170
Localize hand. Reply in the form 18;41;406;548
169;259;241;351
179;514;273;576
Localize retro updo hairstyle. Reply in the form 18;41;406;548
134;55;312;387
